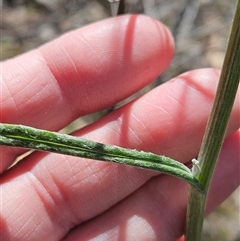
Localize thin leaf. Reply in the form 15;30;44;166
0;123;204;192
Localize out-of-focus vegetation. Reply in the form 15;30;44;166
1;1;239;240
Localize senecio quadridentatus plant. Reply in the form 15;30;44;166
1;1;239;240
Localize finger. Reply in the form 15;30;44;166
206;130;240;214
1;15;174;170
77;68;239;162
62;130;240;241
1;69;239;241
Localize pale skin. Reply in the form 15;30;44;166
1;15;239;241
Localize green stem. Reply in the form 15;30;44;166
185;1;240;240
0;123;203;192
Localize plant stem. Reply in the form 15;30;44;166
0;123;204;192
185;1;240;240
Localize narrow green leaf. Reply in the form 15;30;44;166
0;123;204;192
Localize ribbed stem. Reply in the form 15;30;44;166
185;1;240;240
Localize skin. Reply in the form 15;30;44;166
0;15;239;241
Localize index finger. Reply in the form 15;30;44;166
1;15;174;170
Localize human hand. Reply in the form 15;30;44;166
1;15;239;241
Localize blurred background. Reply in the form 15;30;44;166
1;0;239;240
